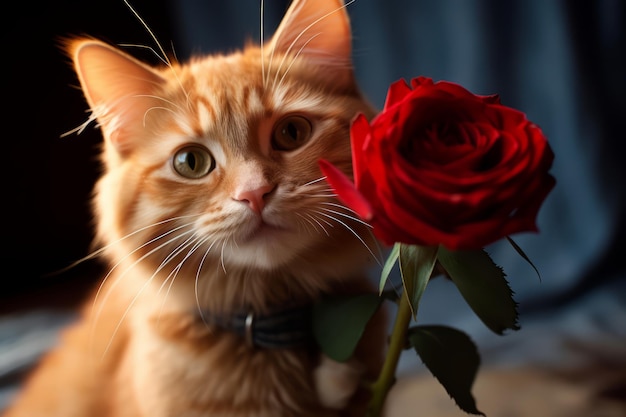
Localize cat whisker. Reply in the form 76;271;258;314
220;238;229;274
122;0;191;108
101;270;158;359
260;0;266;87
295;212;322;235
60;111;98;138
195;238;218;324
320;201;359;213
274;33;321;92
314;212;335;229
157;234;208;322
270;0;356;91
157;262;185;323
265;4;277;89
70;214;199;272
118;43;169;66
134;94;186;113
91;229;191;346
293;212;315;234
100;228;207;358
306;193;338;198
182;236;214;278
313;209;382;267
296;212;331;236
319;203;385;265
318;204;373;228
321;203;385;263
294;181;337;199
91;221;197;314
156;232;198;273
169;40;179;61
228;236;238;256
298;179;335;194
92;226;197;357
143;106;180;127
123;0;169;66
154;235;200;312
301;177;326;187
301;192;338;199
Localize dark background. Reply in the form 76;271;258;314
2;0;178;310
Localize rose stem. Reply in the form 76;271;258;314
366;290;413;417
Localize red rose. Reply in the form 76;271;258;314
320;77;555;250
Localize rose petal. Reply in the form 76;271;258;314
409;76;434;89
384;79;413;110
318;159;374;221
424;80;478;101
479;94;501;104
349;113;371;187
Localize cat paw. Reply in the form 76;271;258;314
313;354;364;410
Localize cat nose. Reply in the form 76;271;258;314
233;184;276;214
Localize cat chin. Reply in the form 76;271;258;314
224;231;310;270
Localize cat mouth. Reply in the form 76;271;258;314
244;219;288;242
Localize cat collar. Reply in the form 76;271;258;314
200;306;313;350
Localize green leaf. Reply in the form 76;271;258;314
379;243;401;293
312;294;383;362
506;236;541;282
409;325;485;416
398;244;438;318
437;247;519;335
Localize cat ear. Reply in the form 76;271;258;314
267;0;353;83
68;39;166;155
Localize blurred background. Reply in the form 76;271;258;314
2;0;625;415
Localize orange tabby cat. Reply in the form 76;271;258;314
2;1;387;416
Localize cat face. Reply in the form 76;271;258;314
69;0;376;279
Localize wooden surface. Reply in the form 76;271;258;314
386;366;626;417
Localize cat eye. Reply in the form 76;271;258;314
173;145;216;179
272;115;313;151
